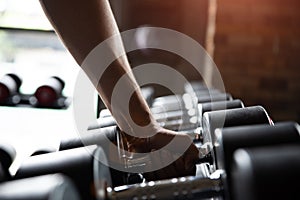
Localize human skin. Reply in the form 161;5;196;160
39;0;199;180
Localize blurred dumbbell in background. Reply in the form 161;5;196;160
0;74;22;105
0;74;70;109
29;76;69;108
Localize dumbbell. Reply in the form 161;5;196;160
14;145;112;200
151;92;234;129
0;174;81;200
93;98;244;132
86;106;271;153
29;76;67;108
184;80;227;98
58;106;273;173
0;143;16;182
90;108;197;131
27;121;300;199
184;81;236;106
105;122;300;200
184;80;211;94
151;92;233;113
150;99;244;130
0;73;22;105
232;145;300;200
59;126;118;151
30;125;119;157
153;99;244;131
91;99;244;132
96;110;197;131
33;125;153;186
30;125;136;187
33;124;201;187
88;117;117;131
18;139;218;200
21;135;219;200
198;99;245;126
58;120;294;178
192;105;274;172
58;124;198;160
184;80;227;92
87;112;198;132
211;122;300;199
214;121;300;174
202;105;273;145
154;103;264;139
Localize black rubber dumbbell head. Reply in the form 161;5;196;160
33;76;65;106
202;106;272;145
198;99;244;126
15;145;112;200
0;74;22;103
232;145;300;200
213;121;300;199
215;121;300;172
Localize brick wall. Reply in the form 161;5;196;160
214;0;300;122
110;0;300;122
110;0;209;95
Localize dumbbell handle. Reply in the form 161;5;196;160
59;125;117;150
106;175;223;200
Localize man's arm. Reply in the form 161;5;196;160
39;0;156;134
39;0;199;179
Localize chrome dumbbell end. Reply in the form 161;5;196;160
106;173;224;200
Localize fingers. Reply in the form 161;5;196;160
120;131;150;153
149;129;196;154
121;128;199;181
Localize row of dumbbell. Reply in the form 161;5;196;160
89;86;238;131
0;73;69;108
90;81;300;199
1;81;300;199
1;120;299;200
90;81;270;145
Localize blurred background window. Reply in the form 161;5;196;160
0;0;52;30
0;0;80;175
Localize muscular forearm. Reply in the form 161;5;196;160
39;0;159;135
39;0;199;180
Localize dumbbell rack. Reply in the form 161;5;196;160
0;80;299;200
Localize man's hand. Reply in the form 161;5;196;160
122;128;199;181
